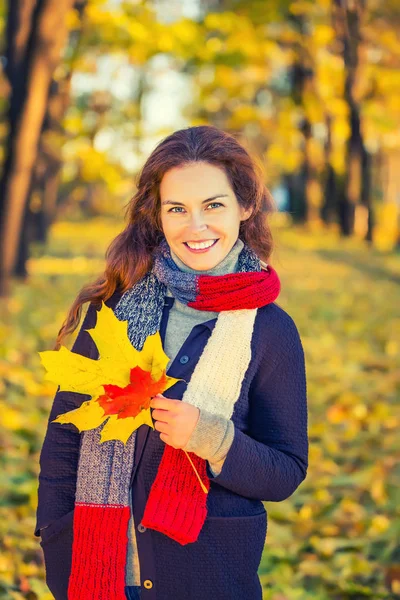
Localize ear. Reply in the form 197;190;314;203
240;206;253;222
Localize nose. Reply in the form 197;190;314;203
189;212;208;233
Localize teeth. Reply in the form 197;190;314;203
186;240;216;250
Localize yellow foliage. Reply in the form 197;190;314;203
368;514;390;535
313;24;335;47
1;406;24;431
374;202;399;251
39;303;182;444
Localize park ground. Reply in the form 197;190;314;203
0;216;399;599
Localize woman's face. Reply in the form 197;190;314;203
159;162;252;271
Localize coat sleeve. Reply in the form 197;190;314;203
205;313;309;502
35;302;99;536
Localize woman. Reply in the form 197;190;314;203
36;125;308;600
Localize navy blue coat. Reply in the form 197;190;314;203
35;290;308;600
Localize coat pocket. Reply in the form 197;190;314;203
205;510;267;599
204;509;268;576
201;510;267;599
40;509;74;600
154;510;268;600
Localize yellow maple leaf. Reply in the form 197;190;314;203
39;302;183;444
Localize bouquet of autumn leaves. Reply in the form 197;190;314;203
39;303;183;445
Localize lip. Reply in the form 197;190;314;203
183;239;219;253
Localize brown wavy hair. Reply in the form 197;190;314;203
54;125;277;350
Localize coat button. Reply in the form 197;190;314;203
144;579;153;589
138;523;146;533
179;355;189;364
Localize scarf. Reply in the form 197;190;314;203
67;238;281;600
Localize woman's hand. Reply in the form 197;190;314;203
150;395;200;449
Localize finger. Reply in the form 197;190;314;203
151;408;170;421
159;432;171;444
150;396;179;410
154;420;169;433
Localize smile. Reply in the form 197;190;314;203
183;239;219;253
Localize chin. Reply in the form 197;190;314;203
190;262;219;271
187;255;226;270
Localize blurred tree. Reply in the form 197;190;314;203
286;9;322;225
1;0;400;297
332;0;373;240
190;0;400;246
53;0;162;218
15;0;88;277
0;0;76;295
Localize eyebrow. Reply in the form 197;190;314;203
161;194;229;206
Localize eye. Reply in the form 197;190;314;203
206;202;224;209
168;202;224;213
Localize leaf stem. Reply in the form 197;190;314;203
183;450;209;494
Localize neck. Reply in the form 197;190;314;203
170;238;244;275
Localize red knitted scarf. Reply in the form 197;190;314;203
67;259;280;600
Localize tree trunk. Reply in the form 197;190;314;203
31;0;87;246
31;78;71;245
0;0;74;296
321;113;338;225
289;12;321;226
332;0;373;239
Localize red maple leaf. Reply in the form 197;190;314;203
97;366;168;419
